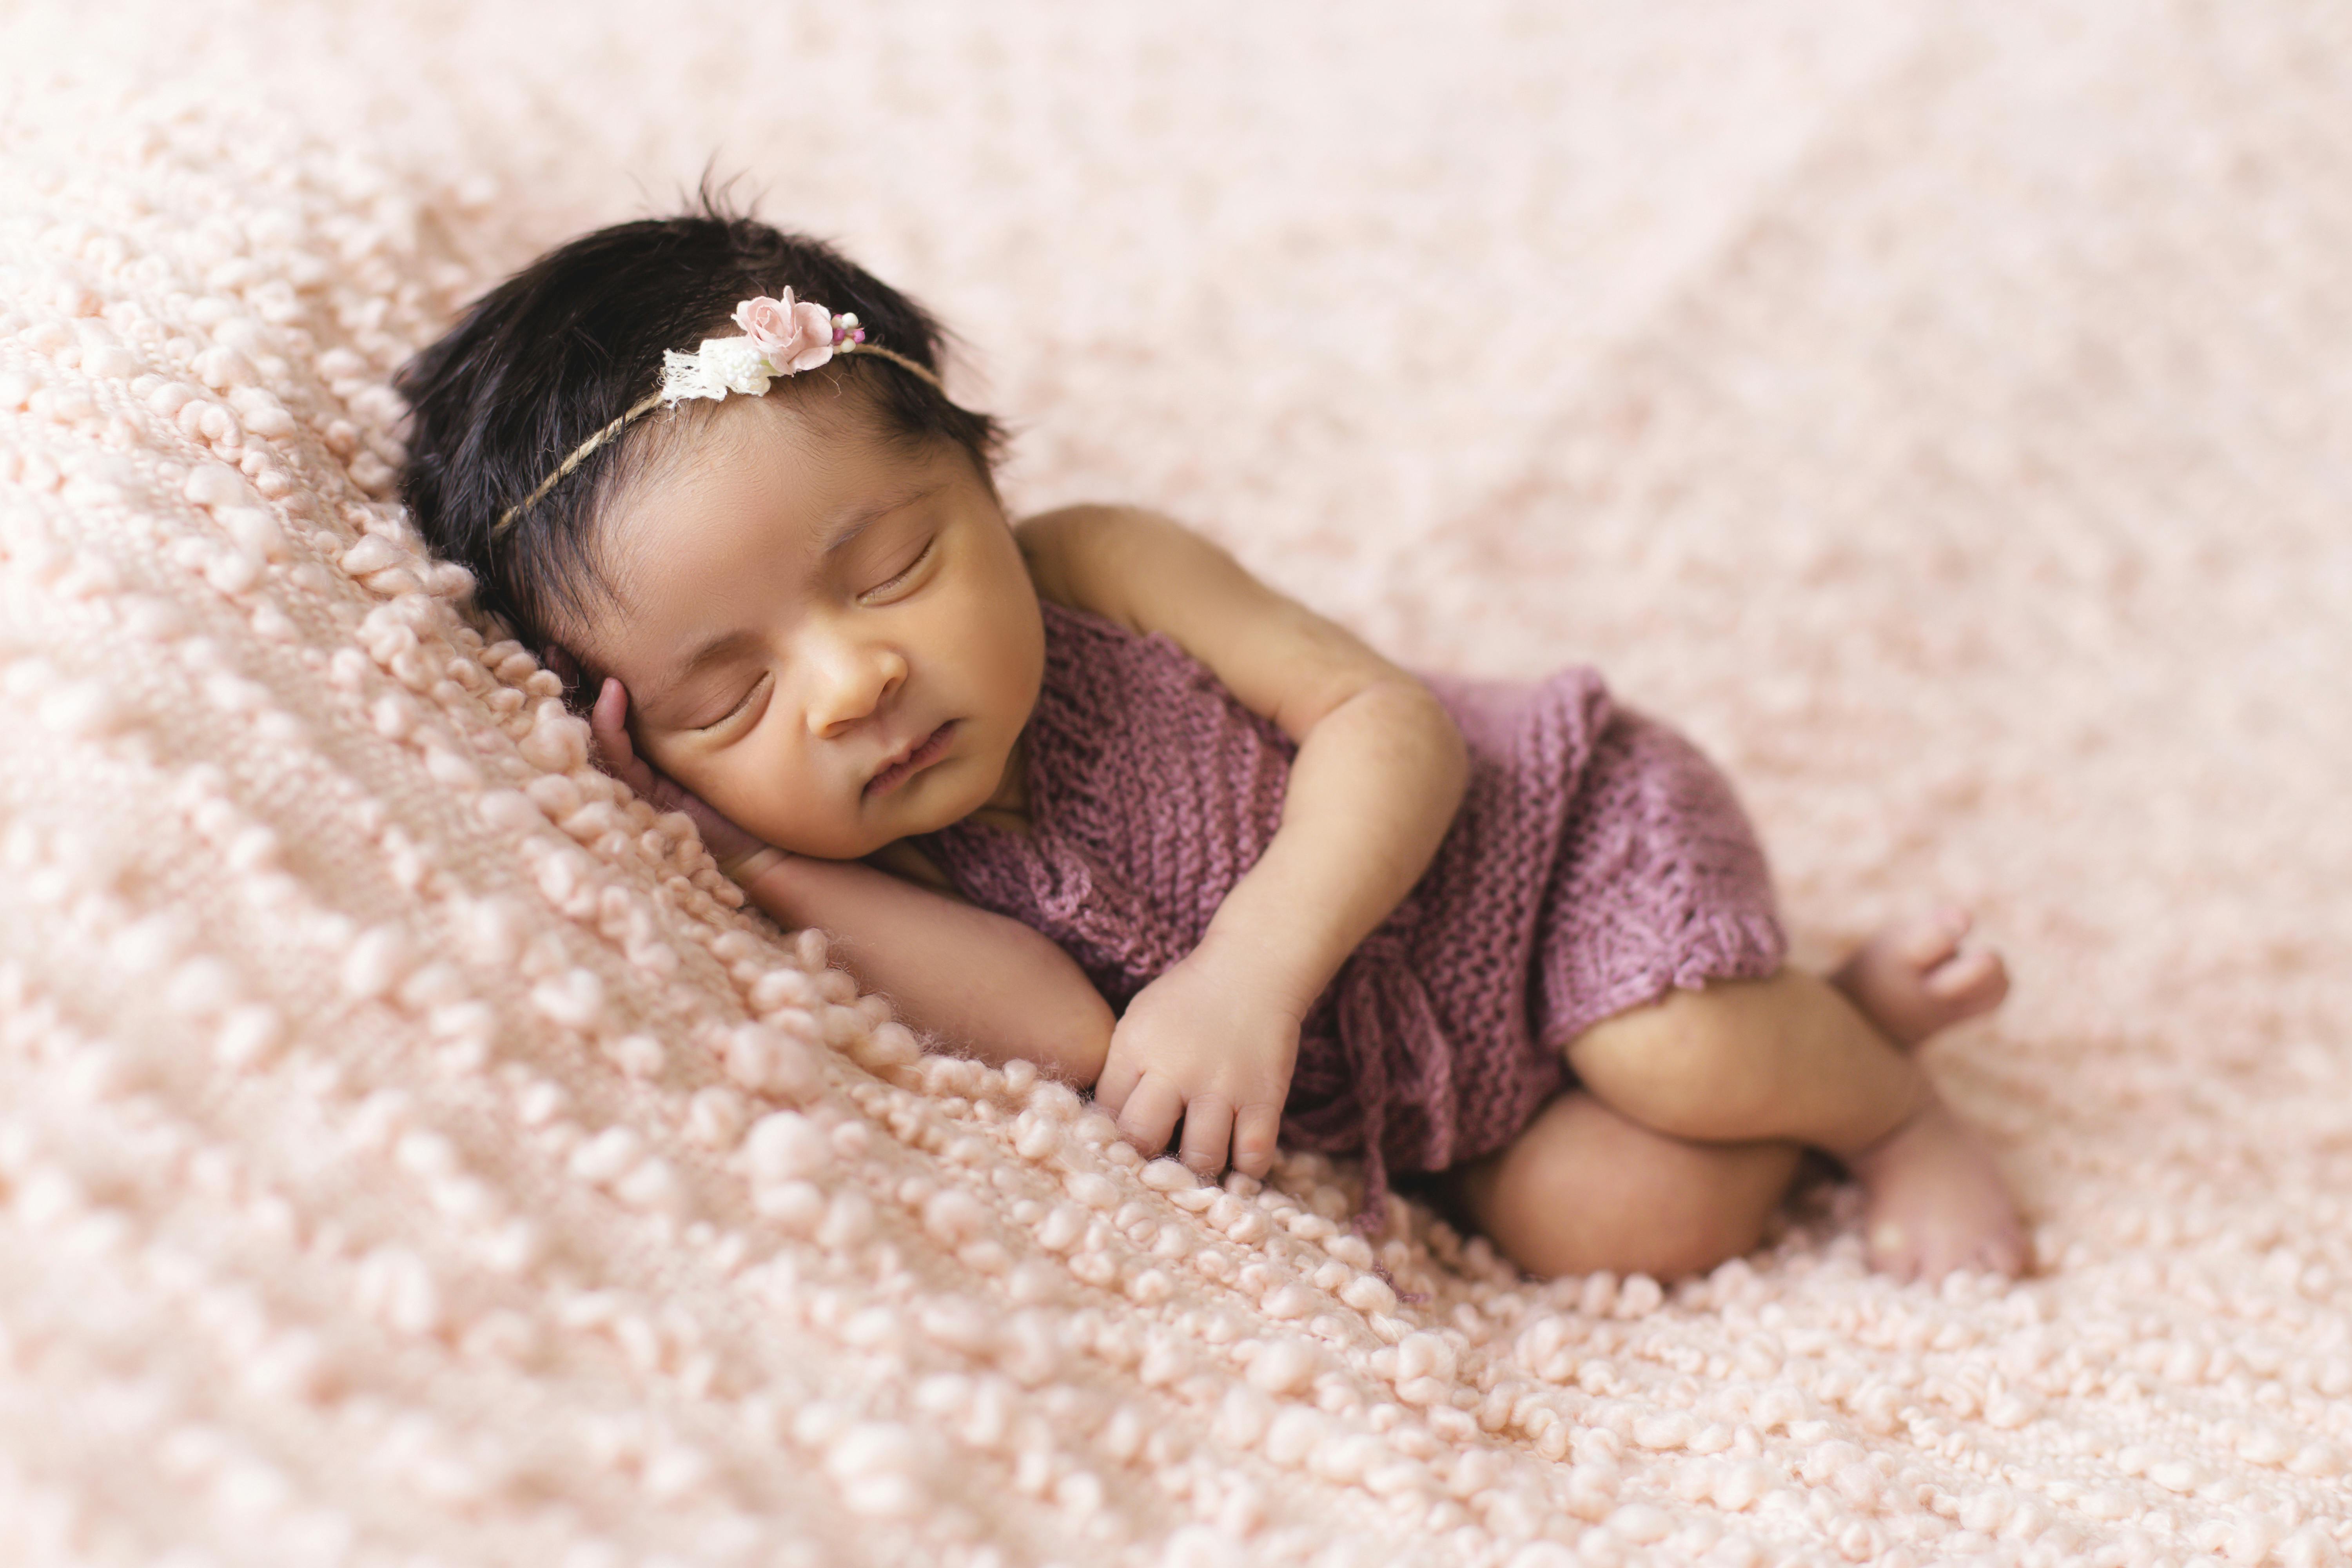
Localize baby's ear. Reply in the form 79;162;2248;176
541;644;592;715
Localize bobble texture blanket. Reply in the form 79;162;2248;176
3;4;2351;1566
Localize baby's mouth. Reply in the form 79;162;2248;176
865;720;956;798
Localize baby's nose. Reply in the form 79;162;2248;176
807;642;909;736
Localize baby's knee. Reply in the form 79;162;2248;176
1565;978;1793;1140
1570;1191;1768;1283
1501;1160;1780;1283
1456;1098;1799;1283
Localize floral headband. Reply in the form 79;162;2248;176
490;292;945;536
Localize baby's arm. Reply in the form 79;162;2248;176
586;676;1112;1083
1018;505;1471;1176
732;850;1114;1087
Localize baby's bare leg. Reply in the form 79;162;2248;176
1435;1093;1803;1281
1564;967;2026;1281
1566;971;1924;1148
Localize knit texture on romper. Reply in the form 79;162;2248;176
916;601;1787;1236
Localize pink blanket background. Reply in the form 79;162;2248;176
2;3;2348;1564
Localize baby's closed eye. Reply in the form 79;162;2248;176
696;670;772;733
859;534;936;601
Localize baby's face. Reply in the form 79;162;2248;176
565;392;1043;860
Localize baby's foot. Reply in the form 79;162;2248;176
1832;907;2009;1048
1847;1096;2029;1281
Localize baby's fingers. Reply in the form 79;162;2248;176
1231;1103;1281;1181
1176;1093;1235;1178
1110;1073;1184;1161
588;677;633;760
589;679;655;788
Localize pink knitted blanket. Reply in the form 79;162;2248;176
3;4;2349;1565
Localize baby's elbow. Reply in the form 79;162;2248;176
1391;676;1470;803
1046;987;1115;1089
1436;689;1471;792
1005;924;1115;1089
1003;979;1110;1091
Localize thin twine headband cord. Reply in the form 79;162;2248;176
494;388;665;537
491;304;946;538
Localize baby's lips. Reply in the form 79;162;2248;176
864;719;952;796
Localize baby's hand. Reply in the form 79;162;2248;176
587;677;771;877
1094;939;1299;1180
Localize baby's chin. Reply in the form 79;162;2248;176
764;773;992;860
762;823;897;862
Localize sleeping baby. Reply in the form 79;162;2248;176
395;202;2026;1285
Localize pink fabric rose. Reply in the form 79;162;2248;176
733;293;837;374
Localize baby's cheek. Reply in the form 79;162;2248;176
646;744;753;819
724;769;860;857
701;763;783;824
639;737;714;797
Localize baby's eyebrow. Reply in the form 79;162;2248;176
640;628;762;723
819;482;941;555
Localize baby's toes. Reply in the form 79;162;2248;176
1976;1232;2030;1280
1867;1219;1925;1284
1908;1232;1962;1284
1912;1211;2030;1283
1918;1226;1999;1285
1924;946;2010;1018
1893;906;1973;973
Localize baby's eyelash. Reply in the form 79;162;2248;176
864;539;935;599
699;672;768;733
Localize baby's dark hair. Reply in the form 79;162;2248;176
395;192;1004;652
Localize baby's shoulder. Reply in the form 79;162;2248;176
1014;505;1145;632
1015;503;1247;651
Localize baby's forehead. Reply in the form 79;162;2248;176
622;387;837;492
595;403;948;605
605;396;850;533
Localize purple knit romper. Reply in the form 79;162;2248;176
915;601;1787;1238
